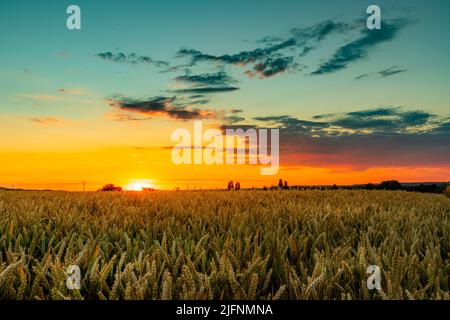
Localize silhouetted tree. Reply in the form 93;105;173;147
444;186;450;198
235;182;241;190
366;183;375;190
227;180;234;191
278;179;283;190
379;180;403;190
99;184;122;192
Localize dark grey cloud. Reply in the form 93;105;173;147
254;115;328;135
177;20;348;79
177;39;296;65
400;110;433;126
108;95;243;122
356;66;408;80
355;74;369;80
378;66;408;77
224;115;246;124
174;71;237;86
108;96;218;120
433;119;450;133
97;52;169;67
346;108;399;117
289;20;353;46
158;64;193;74
232;107;450;169
246;56;298;78
172;87;239;94
256;35;285;44
312;113;336;120
172;71;240;95
98;17;409;86
331;108;432;133
312;19;410;75
255;107;441;136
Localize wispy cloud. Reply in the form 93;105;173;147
176;19;409;79
355;73;369;80
378;66;408;77
176;20;348;79
98;17;410;86
279;107;436;135
172;87;239;94
171;71;240;95
245;56;298;78
174;71;237;86
30;117;63;125
312;19;410;75
108;94;246;123
355;66;408;80
109;95;224;121
330;108;432;133
97;52;169;67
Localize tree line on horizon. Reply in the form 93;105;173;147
97;180;450;197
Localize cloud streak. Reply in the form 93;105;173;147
108;95;241;122
97;52;169;67
172;87;239;94
378;66;408;77
312;19;410;75
355;66;408;80
97;17;410;86
176;20;348;78
260;107;438;136
30;117;63;125
174;71;237;86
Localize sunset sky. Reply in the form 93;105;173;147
1;0;449;190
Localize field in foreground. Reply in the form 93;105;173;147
0;190;449;300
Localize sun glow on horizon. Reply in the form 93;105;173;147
124;179;156;191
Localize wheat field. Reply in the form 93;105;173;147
0;190;449;300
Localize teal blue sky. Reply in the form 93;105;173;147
1;0;450;118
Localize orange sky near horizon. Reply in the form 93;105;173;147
1;113;449;191
1;146;448;191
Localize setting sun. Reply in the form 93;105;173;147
124;180;156;191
